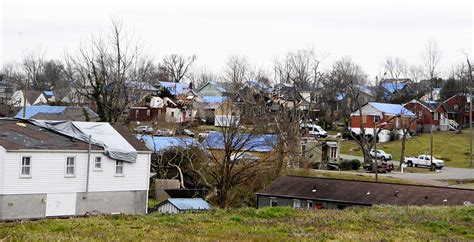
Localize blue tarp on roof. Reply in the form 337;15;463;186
383;82;406;94
369;102;415;116
139;135;199;152
201;96;227;103
15;105;65;119
168;198;211;211
203;132;278;152
336;93;346;101
43;91;55;97
159;81;188;95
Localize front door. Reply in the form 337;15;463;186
45;193;77;217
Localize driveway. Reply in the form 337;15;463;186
340;154;474;185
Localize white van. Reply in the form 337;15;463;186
300;123;328;138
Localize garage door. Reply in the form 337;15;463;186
46;193;77;217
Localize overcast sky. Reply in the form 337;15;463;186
1;0;472;81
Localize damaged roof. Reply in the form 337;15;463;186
0;119;102;151
257;176;474;206
15;105;99;121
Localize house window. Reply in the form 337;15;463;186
135;110;139;119
146;109;151;116
171;111;174;117
20;156;31;178
433;112;439;120
270;197;278;207
418;111;423;117
94;157;102;171
330;147;337;159
374;115;380;123
362;115;367;124
115;161;124;176
65;157;75;177
293;199;301;208
307;201;313;209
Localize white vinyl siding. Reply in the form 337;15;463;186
157;202;180;214
65;157;76;177
0;147;5;194
1;151;150;195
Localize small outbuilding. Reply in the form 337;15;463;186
156;198;211;214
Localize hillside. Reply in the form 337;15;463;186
341;130;473;168
1;206;472;240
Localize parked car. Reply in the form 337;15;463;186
363;161;394;173
300;123;328;138
176;128;195;137
155;128;173;136
312;162;340;171
405;155;444;170
134;125;153;134
369;149;392;161
230;153;260;163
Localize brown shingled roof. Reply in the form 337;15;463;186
0;119;102;151
257;176;474;206
111;124;150;152
26;90;45;104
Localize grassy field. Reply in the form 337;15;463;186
340;130;473;168
445;179;474;189
0;206;472;240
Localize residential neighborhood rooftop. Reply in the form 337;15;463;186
257;176;474;206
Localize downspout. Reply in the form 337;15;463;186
84;135;92;199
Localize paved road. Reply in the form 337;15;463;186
340;154;474;185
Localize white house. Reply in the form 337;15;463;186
9;90;48;107
0;119;151;220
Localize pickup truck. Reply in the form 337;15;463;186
405;155;445;170
369;149;392;161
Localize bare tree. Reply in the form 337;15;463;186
383;57;408;79
270;48;326;174
22;49;46;90
399;116;417;169
204;100;274;208
189;67;219;89
422;40;442;99
162;54;196;83
223;55;250;92
65;20;148;122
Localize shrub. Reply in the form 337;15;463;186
339;159;361;170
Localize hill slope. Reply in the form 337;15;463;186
1;206;473;240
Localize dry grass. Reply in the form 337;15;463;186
0;206;472;240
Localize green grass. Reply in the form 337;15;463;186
341;130;474;168
444;179;474;189
0;206;472;240
285;168;420;185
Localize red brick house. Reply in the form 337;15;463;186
350;102;416;142
129;107;166;123
442;93;472;128
403;99;453;132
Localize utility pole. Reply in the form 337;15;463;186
22;80;28;118
469;89;472;167
430;124;434;171
373;120;378;182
